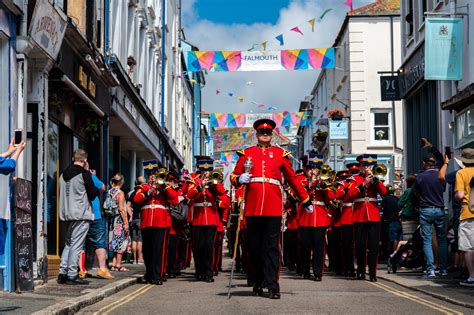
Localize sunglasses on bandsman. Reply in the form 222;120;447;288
257;129;273;136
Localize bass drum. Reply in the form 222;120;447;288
170;203;189;221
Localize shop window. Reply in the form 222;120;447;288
405;0;414;37
371;110;392;145
418;0;428;27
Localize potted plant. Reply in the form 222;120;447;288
327;109;344;120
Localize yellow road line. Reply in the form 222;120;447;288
370;281;463;315
92;284;154;315
374;282;463;315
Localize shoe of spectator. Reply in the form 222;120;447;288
67;276;89;285
78;270;88;279
436;270;448;277
97;269;114;280
422;271;436;279
57;274;67;284
459;279;474;287
137;260;145;265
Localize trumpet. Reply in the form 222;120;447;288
319;165;333;180
156;168;169;185
373;164;387;179
209;170;223;184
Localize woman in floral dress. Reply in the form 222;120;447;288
108;174;130;271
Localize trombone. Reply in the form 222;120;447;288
373;164;387;180
209;170;224;184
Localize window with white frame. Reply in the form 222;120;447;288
371;110;392;144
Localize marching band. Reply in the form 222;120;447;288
132;118;389;299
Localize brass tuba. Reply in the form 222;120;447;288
373;164;387;179
210;170;223;184
156;168;169;185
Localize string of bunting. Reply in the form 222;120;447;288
209;111;312;129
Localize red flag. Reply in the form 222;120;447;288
290;26;304;36
344;0;353;12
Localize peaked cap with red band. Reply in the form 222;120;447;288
253;118;276;130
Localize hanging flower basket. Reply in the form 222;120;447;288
327;109;344;120
313;130;328;142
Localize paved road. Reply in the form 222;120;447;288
80;257;470;315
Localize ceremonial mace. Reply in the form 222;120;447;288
227;157;253;299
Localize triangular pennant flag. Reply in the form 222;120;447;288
216;89;220;95
308;18;316;32
275;34;284;46
190;79;197;84
344;0;353;12
262;41;268;51
290;26;304;36
228;93;233;97
210;113;218;128
238;96;245;103
319;8;332;21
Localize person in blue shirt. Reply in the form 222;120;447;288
0;139;26;175
81;164;114;280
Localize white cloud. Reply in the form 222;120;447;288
182;0;373;114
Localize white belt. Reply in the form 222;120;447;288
250;177;282;186
354;198;378;203
312;201;325;206
194;202;213;207
142;204;167;210
342;203;353;207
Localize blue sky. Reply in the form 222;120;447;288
195;0;291;25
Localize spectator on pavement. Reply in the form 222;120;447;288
398;174;418;221
439;154;465;273
412;155;448;279
57;149;98;285
80;166;114;280
108;174;130;272
127;176;146;264
0;138;26;175
454;148;474;287
382;185;402;253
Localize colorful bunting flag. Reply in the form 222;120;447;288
320;8;332;20
344;0;353;12
290;26;304;36
308;18;316;32
275;34;284;46
216;89;220;95
238;96;245;103
262;41;268;51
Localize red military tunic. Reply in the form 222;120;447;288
186;177;226;226
333;181;354;226
216;193;231;233
346;174;387;223
298;185;333;227
230;145;309;217
133;184;178;229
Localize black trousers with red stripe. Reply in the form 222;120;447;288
167;234;179;275
246;216;281;291
299;226;327;277
354;222;380;276
330;225;355;275
142;227;168;282
213;231;224;274
283;228;299;270
192;225;216;278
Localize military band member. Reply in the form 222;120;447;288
231;118;312;299
347;155;387;282
133;166;178;285
213;189;230;276
187;158;226;283
298;157;334;281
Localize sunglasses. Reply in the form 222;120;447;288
257;129;273;136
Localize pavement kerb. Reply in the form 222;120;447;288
32;276;140;315
377;274;474;310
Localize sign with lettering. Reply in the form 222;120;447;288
425;18;463;80
329;119;349;140
14;178;34;292
398;46;424;98
380;76;401;101
28;0;67;61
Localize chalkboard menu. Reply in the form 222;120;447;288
14;178;34;291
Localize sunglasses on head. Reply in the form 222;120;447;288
257;129;273;135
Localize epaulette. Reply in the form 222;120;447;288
236;149;246;156
283;150;291;158
347;175;357;182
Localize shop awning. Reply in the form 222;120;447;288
441;83;474;111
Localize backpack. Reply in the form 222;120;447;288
103;188;120;217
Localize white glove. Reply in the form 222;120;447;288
239;173;252;184
305;204;314;214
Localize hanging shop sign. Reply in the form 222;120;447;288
28;0;67;61
187;48;335;72
425;18;463;81
380;75;401;101
329;118;349;140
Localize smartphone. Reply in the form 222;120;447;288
14;129;22;146
445;146;451;159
